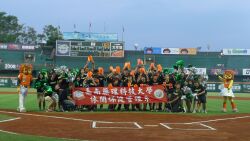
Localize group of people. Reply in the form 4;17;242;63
33;56;211;113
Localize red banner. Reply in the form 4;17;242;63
72;85;167;105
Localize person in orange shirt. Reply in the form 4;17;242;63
17;64;33;112
215;70;238;112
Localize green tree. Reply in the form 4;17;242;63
43;25;62;47
37;33;46;44
0;12;22;43
16;26;37;44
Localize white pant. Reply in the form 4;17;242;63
18;86;28;112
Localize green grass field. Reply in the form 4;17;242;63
0;113;14;120
0;88;249;141
0;88;249;114
0;132;81;141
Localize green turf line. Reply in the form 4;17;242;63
0;132;83;141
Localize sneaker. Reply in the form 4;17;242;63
203;110;207;114
192;110;196;113
182;107;186;113
166;108;171;112
46;109;53;112
232;108;238;112
222;108;227;112
20;108;26;113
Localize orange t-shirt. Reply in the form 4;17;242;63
18;73;32;86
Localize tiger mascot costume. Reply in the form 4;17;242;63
17;64;33;112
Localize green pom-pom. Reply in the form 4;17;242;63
175;73;182;81
35;81;42;88
176;60;184;67
186;93;193;100
163;68;170;74
40;68;48;77
44;85;53;94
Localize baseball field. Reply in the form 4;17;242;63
0;88;250;141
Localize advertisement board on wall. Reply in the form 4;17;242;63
0;43;35;51
110;42;124;57
0;78;9;87
243;69;250;76
0;78;18;87
144;47;161;54
184;68;207;75
0;43;8;49
210;69;239;75
21;45;35;50
56;41;71;56
4;64;20;70
7;44;21;50
144;47;197;55
223;49;250;55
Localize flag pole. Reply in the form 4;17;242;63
89;22;91;33
104;22;106;33
122;26;124;42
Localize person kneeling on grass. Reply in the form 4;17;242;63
166;82;183;113
44;85;57;112
55;84;75;112
192;81;207;113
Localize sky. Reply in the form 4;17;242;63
1;0;250;51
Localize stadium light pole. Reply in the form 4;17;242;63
134;43;138;51
89;22;92;33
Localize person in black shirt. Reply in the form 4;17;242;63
47;71;59;111
192;81;207;113
83;71;97;111
74;75;84;87
55;84;75;112
83;71;97;88
133;68;148;111
166;82;183;112
35;72;47;111
48;72;58;92
148;73;162;111
163;74;175;110
121;69;133;111
92;67;106;110
107;68;122;111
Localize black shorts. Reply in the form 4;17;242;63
198;94;206;103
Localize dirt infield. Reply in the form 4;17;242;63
0;110;250;141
